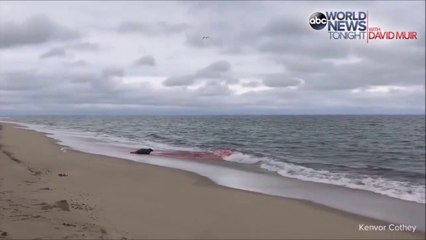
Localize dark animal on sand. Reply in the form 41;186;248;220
131;148;154;155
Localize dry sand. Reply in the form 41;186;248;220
0;123;423;239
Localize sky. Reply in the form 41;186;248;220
0;1;424;115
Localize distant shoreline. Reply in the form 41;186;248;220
1;114;425;117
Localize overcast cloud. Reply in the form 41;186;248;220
0;1;424;115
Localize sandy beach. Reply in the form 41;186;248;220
0;122;423;239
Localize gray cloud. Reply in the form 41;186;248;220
0;1;424;114
70;42;99;51
0;15;80;49
241;81;262;87
181;2;424;104
40;48;67;58
262;74;302;88
1;67;423;115
0;71;51;91
0;68;130;106
40;42;99;59
135;55;156;66
164;60;238;87
255;18;350;59
103;68;123;77
163;75;196;87
117;21;190;34
196;61;230;78
66;60;89;67
196;82;232;96
185;16;350;60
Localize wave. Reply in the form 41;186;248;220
223;151;425;204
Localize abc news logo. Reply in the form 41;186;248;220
309;12;327;30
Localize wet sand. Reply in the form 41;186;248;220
0;123;423;239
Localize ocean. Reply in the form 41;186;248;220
1;115;425;228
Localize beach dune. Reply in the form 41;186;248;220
0;123;423;239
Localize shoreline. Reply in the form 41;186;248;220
3;120;425;230
0;122;424;239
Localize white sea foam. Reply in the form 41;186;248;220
222;151;263;164
224;151;426;204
